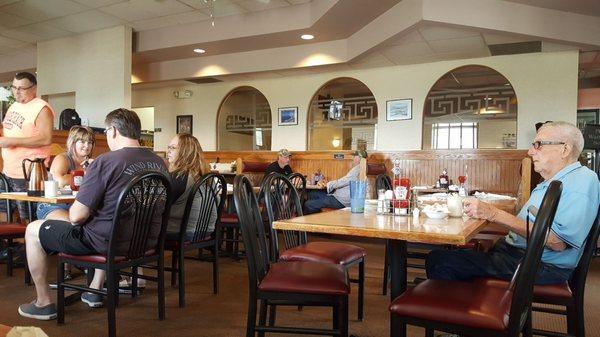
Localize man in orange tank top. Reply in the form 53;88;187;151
0;72;54;221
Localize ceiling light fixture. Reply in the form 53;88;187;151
193;48;206;54
301;34;314;40
203;0;216;27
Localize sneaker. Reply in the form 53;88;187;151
18;301;57;320
119;277;146;289
81;292;103;308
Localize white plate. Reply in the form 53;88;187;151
423;210;449;219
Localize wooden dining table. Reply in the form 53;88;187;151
0;192;76;223
273;204;488;337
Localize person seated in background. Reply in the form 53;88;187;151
165;133;217;240
304;150;367;214
426;121;599;285
264;148;293;177
36;125;95;221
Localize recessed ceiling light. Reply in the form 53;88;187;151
193;48;206;54
301;34;314;40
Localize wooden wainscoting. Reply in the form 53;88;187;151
204;150;532;200
0;130;109;172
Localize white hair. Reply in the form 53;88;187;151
539;121;584;160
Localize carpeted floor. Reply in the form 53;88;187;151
0;236;599;337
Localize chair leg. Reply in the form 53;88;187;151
567;301;585;337
57;259;65;324
383;240;389;295
333;302;339;331
158;254;166;320
258;300;267;337
268;304;276;326
24;260;31;285
6;242;13;277
358;259;365;321
246;297;257;337
131;267;138;298
213;241;219;294
339;296;349;337
522;308;533;337
178;248;185;308
106;268;117;337
171;250;178;287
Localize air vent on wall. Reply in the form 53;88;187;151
185;77;223;84
488;41;542;56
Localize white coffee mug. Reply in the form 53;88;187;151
44;180;58;197
447;194;463;217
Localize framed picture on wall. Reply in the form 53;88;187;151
386;99;412;121
176;115;193;134
278;107;298;126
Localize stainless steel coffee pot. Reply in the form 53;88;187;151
22;158;47;196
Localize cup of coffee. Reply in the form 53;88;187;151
44;180;58;197
447;193;463;217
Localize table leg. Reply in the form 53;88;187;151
27;201;33;223
389;240;407;337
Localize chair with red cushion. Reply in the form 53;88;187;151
262;173;366;321
0;172;29;283
165;173;226;306
56;172;172;337
481;206;600;337
234;174;350;337
389;180;562;337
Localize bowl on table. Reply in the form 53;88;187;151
422;210;449;219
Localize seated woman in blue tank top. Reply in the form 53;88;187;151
36;125;95;220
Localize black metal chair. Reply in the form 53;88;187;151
485;206;600;337
389;180;563;337
287;172;307;205
0;172;30;283
234;174;350;337
56;172;172;337
163;173;226;306
262;172;366;321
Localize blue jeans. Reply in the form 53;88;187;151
304;190;344;214
426;238;573;285
37;203;70;220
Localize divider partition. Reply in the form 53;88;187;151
204;150;532;204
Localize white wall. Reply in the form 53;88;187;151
132;51;578;151
45;92;75;127
37;26;132;128
132;106;154;132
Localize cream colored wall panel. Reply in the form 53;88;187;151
132;51;578;152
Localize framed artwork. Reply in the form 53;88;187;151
176;115;193;134
386;99;412;121
278;107;298;126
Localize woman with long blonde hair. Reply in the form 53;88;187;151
166;133;211;239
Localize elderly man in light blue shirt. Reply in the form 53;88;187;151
427;121;599;284
304;150;367;214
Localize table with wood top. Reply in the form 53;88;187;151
0;192;76;222
273;205;488;337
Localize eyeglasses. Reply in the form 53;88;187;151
76;139;94;145
103;126;113;135
531;140;566;150
10;84;35;92
167;145;178;151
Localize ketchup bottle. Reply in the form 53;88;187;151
70;170;84;191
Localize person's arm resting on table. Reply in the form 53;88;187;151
464;199;567;251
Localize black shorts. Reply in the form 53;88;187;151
39;220;98;255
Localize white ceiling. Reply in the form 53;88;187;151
0;0;599;85
0;0;311;56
